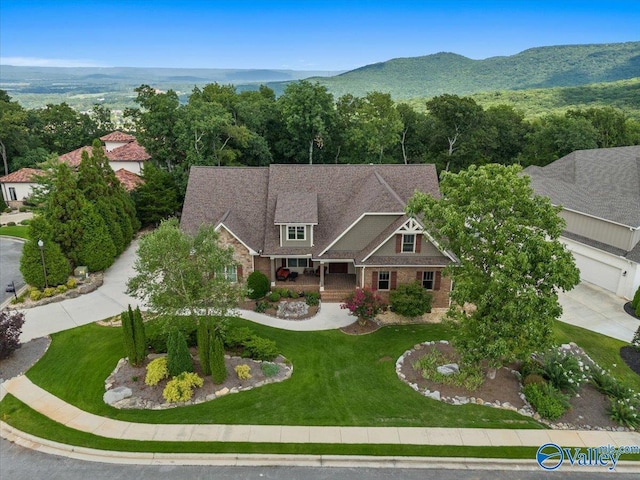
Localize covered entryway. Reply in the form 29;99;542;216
328;262;349;274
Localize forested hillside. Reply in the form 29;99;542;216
310;42;640;99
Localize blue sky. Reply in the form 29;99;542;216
1;1;639;71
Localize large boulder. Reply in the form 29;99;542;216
436;363;459;376
103;386;132;405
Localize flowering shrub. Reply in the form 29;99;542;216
162;372;204;402
0;310;25;360
145;357;169;386
340;288;387;325
608;396;640;429
235;364;252;380
540;348;588;394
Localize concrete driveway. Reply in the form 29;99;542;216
558;282;638;343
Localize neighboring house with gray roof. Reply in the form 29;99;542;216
181;164;456;305
524;145;640;299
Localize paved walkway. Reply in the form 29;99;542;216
2;376;639;450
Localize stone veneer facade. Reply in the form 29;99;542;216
216;228;253;282
366;267;451;309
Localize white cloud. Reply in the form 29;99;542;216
0;57;108;67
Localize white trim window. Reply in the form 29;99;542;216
287;258;310;268
422;271;434;290
217;266;238;283
378;271;390;290
402;234;416;253
287;225;306;241
8;187;17;201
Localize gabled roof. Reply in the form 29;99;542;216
114;168;143;192
100;131;136;143
524;145;640;228
106;141;151;162
0;167;44;183
181;164;443;263
58;146;93;168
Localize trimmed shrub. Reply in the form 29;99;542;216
162;372;204;403
20;216;71;289
246;271;270;300
197;319;212;376
43;287;55;297
254;301;269;313
18;206;28;212
523;373;547;387
0;310;26;360
235;364;252;380
523;382;571;420
144;316;198;353
389;281;432;317
6;222;16;227
56;284;68;294
66;277;77;289
210;332;227;384
121;306;147;366
224;326;255;349
305;291;320;306
145;357;169;386
632;286;640;309
244;336;278;361
166;330;193;377
268;292;281;302
132;307;146;366
261;362;280;378
20;219;31;226
29;289;42;301
76;202;117;272
289;290;299;299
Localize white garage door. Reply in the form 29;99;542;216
572;252;620;293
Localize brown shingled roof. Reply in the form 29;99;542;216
100;131;136;143
114;168;144;192
0;167;44;183
181;164;442;263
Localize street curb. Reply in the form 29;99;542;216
2;422;640;472
0;236;27;311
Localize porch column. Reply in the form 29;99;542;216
270;258;276;287
319;261;325;292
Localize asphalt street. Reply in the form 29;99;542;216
0;237;24;304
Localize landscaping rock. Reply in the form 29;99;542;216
436;363;459;376
215;387;230;397
103;386;132;405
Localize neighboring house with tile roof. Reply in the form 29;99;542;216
0;168;44;207
114;168;144;192
524;145;640;299
181;164;456;305
59;131;150;174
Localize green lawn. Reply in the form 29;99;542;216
3;316;640;458
24;318;540;429
0;225;28;239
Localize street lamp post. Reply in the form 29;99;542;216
37;239;48;288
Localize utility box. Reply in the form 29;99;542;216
74;266;89;278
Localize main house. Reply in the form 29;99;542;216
180;164;456;305
0;131;148;206
524;145;640;299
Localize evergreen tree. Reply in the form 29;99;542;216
46;163;86;266
197;318;212;376
133;306;147;365
132;163;180;227
77;202;117;271
166;330;193;377
77;140;110;200
20;216;71;288
121;305;147;366
210;331;227;384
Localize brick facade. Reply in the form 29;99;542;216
367;267;451;309
217;228;253;282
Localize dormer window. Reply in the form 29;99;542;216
402;234;416;253
288;225;306;241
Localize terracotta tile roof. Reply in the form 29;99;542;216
0;167;44;183
106;141;151;162
58;146;93;167
114;168;144;192
181;164;443;265
100;131;136;143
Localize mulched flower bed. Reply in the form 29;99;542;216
340;319;381;335
620;346;640;375
239;298;319;320
623;302;640;320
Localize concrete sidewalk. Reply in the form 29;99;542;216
2;375;639;449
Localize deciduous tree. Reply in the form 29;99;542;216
407;164;580;368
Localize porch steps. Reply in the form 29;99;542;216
320;290;351;303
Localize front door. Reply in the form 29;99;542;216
328;262;348;274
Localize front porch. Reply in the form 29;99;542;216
274;273;356;302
